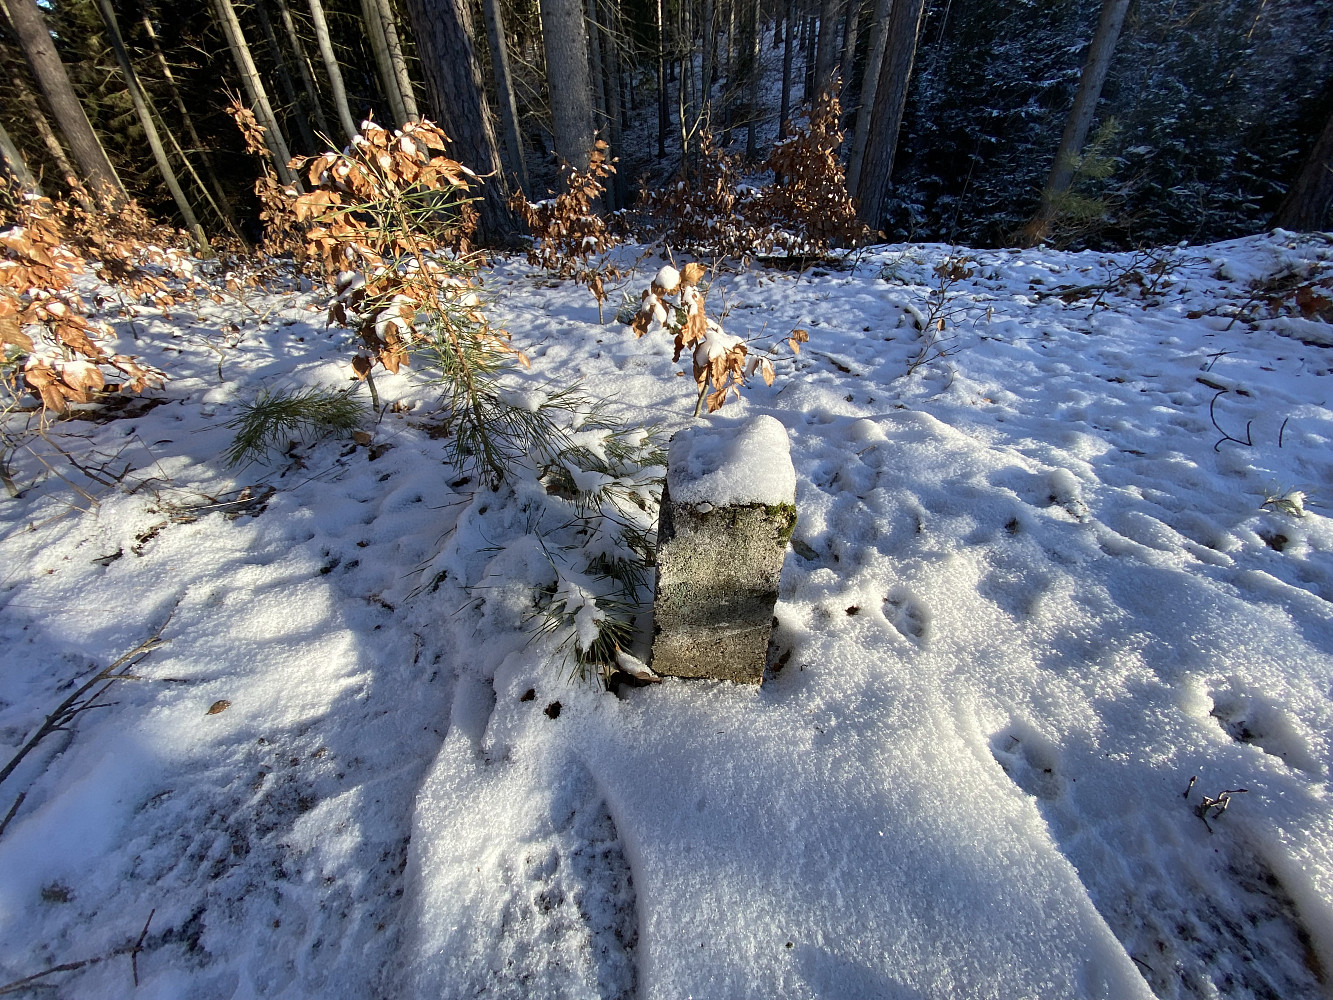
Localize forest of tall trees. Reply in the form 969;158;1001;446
2;0;1331;250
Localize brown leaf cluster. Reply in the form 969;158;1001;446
510;141;621;305
639;93;868;259
0;183;166;413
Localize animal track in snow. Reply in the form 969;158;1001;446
1208;681;1322;775
989;721;1065;800
883;589;929;644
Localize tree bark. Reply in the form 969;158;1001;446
480;0;528;189
599;0;623;206
0;117;40;196
845;0;891;193
375;0;419;121
212;0;298;185
1021;0;1131;246
1271;106;1333;231
359;0;406;125
92;0;209;253
539;0;594;172
400;0;516;243
274;0;335;141
306;0;359;142
743;0;759;158
2;0;124;201
852;0;924;228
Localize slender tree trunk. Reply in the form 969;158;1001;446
400;0;516;243
253;0;318;152
585;0;607;139
212;0;298;185
1;40;79;190
813;0;844;97
1021;0;1131;246
845;0;891;193
540;0;594;171
838;0;861;114
375;0;419;121
274;0;335;141
92;0;209;252
480;0;527;189
778;0;795;139
139;10;245;236
599;0;623;206
853;0;924;228
0;117;40;195
656;0;667;158
307;0;359;141
744;0;759;158
359;0;406;125
1272;105;1333;231
802;13;816;99
2;0;124;201
702;0;715;98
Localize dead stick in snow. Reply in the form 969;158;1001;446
0;910;155;995
0;617;172;791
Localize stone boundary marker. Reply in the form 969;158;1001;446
650;415;797;683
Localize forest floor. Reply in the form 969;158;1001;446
2;232;1333;1000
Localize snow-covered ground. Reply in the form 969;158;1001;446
2;232;1332;999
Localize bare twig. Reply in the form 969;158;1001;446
1209;390;1253;452
0;910;156;995
0;617;172;792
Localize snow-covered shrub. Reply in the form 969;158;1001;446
624;261;807;415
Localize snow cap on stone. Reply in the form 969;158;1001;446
668;414;796;507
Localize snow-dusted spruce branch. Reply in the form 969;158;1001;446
0;909;155;994
0;617;173;836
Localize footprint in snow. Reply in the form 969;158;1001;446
990;719;1326;1000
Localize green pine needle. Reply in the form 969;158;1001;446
224;386;366;467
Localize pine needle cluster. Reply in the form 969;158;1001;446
223;385;365;466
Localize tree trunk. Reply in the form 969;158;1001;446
274;0;335;141
845;0;891;193
838;0;862;116
375;0;419;121
139;9;246;237
813;0;844;97
852;0;924;229
701;0;714;99
400;0;516;243
585;0;607;139
253;0;318;152
480;0;528;189
744;0;759;158
93;0;209;253
359;0;406;125
656;0;667;158
1272;106;1333;231
778;0;795;139
306;0;359;142
1;39;79;191
802;13;816;99
212;0;298;185
539;0;594;171
2;0;124;201
1021;0;1131;246
599;0;623;206
0;117;40;196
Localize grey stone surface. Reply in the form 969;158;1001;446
650;485;796;684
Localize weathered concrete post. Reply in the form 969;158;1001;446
650;415;797;683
